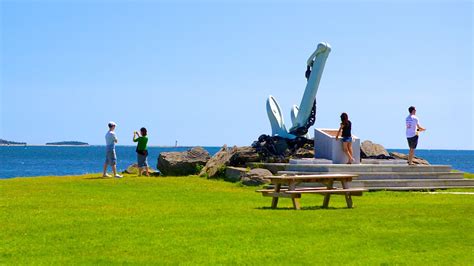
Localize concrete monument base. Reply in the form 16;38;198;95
314;128;360;164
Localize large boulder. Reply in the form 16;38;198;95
228;146;261;167
390;152;430;165
360;140;390;158
240;168;272;186
225;166;248;182
200;145;237;178
157;147;210;176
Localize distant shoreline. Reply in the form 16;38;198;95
0;144;197;148
0;144;90;147
0;144;472;151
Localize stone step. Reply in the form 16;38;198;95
363;186;474;191
289;158;409;165
360;159;408;165
286;164;453;173
277;171;464;180
351;179;474;188
289;158;334;164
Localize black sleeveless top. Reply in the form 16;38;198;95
342;121;352;137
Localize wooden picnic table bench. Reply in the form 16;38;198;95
256;174;367;210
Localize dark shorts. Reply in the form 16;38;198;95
341;136;352;143
407;135;418;149
137;153;148;167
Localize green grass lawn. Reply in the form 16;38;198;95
1;174;473;265
464;172;474;179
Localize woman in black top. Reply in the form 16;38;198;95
336;112;355;164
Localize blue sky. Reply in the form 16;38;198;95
1;1;472;149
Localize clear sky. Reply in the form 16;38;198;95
1;0;472;149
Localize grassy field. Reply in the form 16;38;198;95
1;174;473;265
464;172;474;179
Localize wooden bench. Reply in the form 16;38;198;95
285;188;366;196
257;174;367;209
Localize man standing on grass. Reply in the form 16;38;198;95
102;121;123;178
406;106;426;165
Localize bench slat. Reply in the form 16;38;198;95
286;188;367;196
256;187;327;193
261;192;301;198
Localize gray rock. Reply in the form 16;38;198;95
360;140;390;158
157;147;210;176
241;168;272;186
229;146;261;167
390;152;430;165
225;166;248;182
200;145;237;178
293;147;315;158
122;163;160;176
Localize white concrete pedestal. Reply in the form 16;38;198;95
314;128;360;164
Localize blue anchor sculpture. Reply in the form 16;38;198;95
266;42;331;139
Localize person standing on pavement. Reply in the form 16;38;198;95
406;106;426;165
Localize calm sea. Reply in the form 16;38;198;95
0;146;220;179
0;146;472;179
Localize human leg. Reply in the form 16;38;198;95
144;166;149;176
342;142;351;164
102;163;110;177
408;148;415;165
407;136;418;165
137;153;148;176
112;164;118;176
348;142;355;163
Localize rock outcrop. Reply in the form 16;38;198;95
390;152;430;165
240;168;272;186
157;147;210;176
200;145;237;178
122;164;161;176
251;135;314;163
225;166;248;182
228;146;261;167
294;146;315;158
360;140;392;159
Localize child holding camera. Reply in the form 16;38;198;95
133;127;149;176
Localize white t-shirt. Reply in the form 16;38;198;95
406;115;419;138
105;131;117;150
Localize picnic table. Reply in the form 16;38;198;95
257;174;367;209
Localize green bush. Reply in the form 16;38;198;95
194;164;204;175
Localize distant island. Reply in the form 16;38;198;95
0;139;27;145
46;141;89;146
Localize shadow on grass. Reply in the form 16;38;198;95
83;176;111;180
256;206;342;211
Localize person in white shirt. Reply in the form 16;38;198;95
102;121;123;178
406;106;426;165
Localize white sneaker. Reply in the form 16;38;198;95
114;174;123;178
102;173;111;177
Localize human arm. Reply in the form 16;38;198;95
417;124;426;132
112;132;118;143
133;131;140;142
335;123;343;140
415;117;425;132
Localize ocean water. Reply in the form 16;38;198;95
387;149;473;173
0;146;472;179
0;146;220;179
